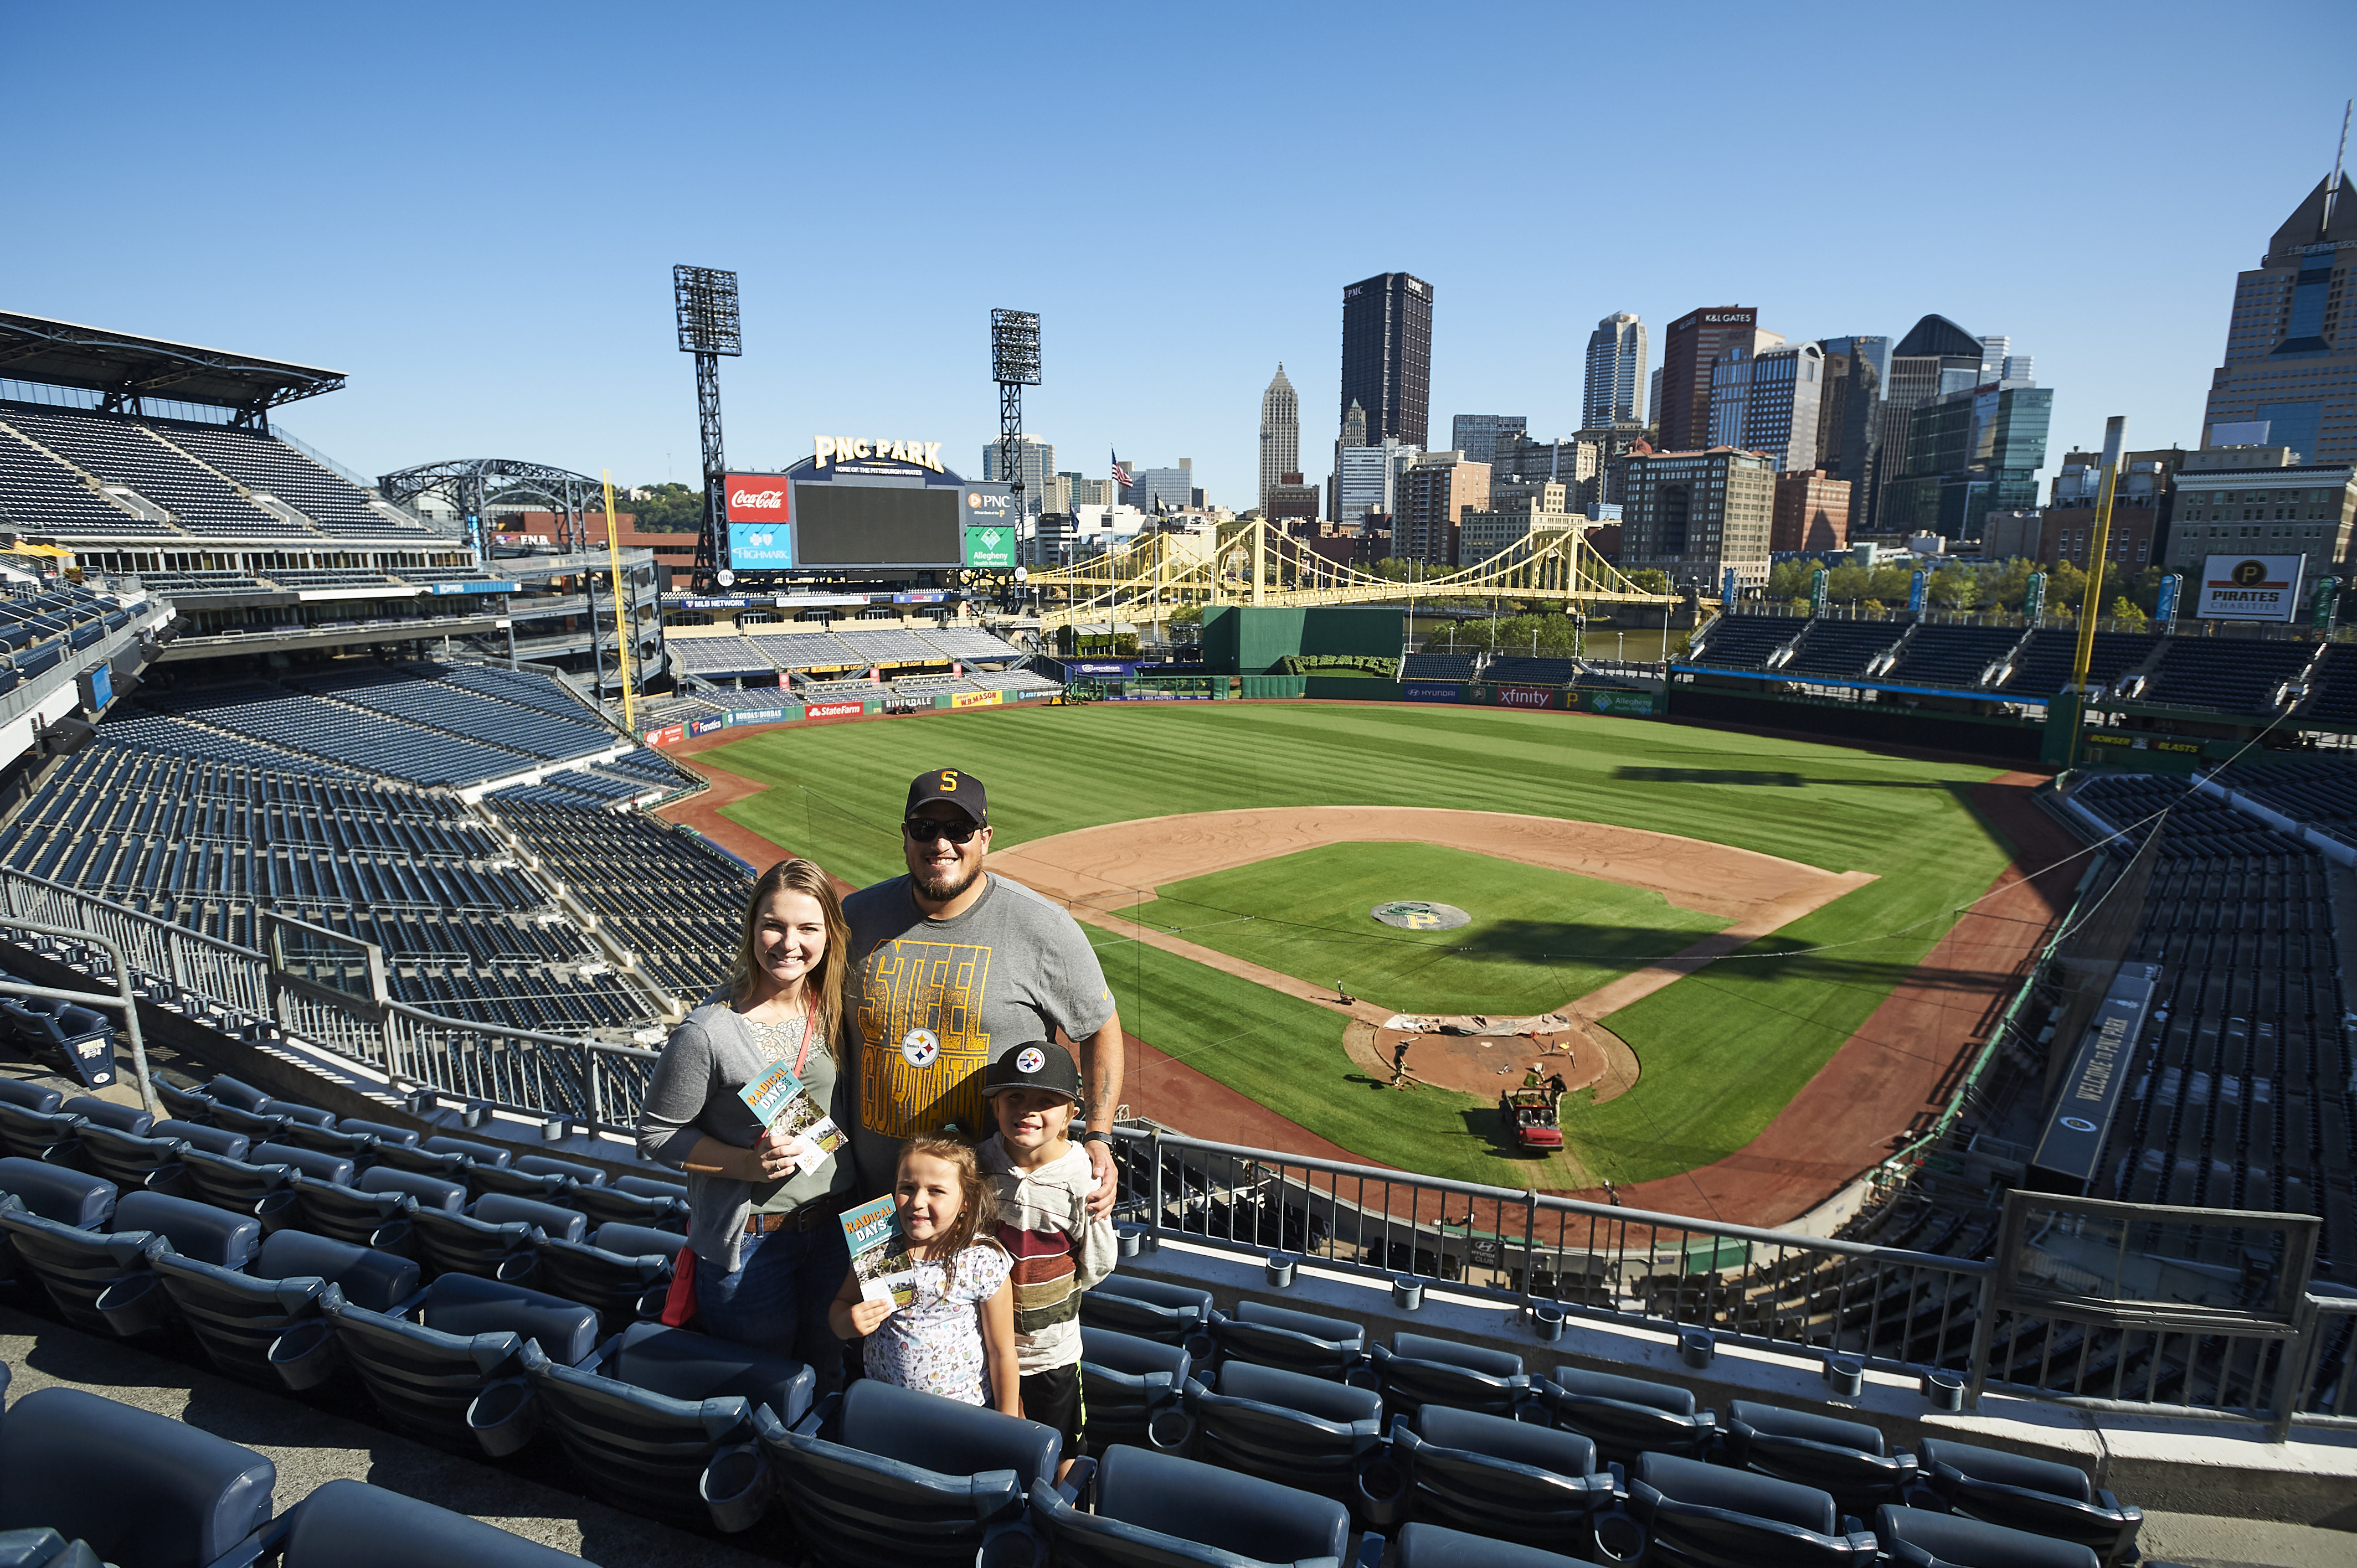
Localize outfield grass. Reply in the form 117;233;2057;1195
706;703;2021;1185
1124;842;1730;1017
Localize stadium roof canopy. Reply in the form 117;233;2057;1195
0;310;346;424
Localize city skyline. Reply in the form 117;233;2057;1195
3;3;2351;517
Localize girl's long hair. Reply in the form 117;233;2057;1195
901;1134;1000;1265
726;858;850;1058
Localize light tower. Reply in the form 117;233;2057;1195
991;310;1040;526
674;265;741;589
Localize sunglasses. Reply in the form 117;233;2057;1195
903;817;983;844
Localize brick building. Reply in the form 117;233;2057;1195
1771;470;1851;553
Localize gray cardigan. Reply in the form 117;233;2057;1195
636;999;857;1272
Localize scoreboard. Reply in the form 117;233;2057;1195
723;442;1012;574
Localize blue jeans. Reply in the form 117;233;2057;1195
696;1220;850;1390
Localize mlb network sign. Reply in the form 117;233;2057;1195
2198;554;2305;622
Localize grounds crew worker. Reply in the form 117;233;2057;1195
842;769;1123;1218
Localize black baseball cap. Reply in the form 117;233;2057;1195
905;767;987;823
982;1040;1082;1102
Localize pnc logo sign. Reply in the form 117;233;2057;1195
967;492;1012;514
815;436;945;472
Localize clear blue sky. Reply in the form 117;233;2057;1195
7;2;2354;511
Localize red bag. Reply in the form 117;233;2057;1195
658;1245;699;1328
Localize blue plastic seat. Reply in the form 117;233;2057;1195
208;1102;295;1141
0;1386;276;1567
60;1122;186;1193
408;1203;539;1283
59;1097;148;1136
1726;1401;1916;1520
1916;1440;2142;1566
267;1478;588;1567
1538;1365;1718;1466
1028;1443;1372;1568
148;1077;215;1121
1372;1331;1529;1421
155;1119;249;1159
200;1074;272;1112
261;1172;414;1250
1078;1273;1214;1347
515;1153;605;1188
1876;1504;2101;1568
1393;1403;1619;1553
469;1161;575;1204
1079;1324;1194;1453
4;1188;258;1335
372;1139;474;1181
154;1229;420;1386
0;1102;84;1164
298;1272;600;1450
569;1182;691;1231
1209;1298;1368;1379
532;1221;682;1329
1629;1452;1876;1567
506;1320;814;1521
259;1098;336;1130
251;1141;355;1187
0;1079;61;1115
177;1147;297;1214
0;1158;114;1228
279;1121;380;1160
359;1166;466;1212
420;1133;510;1168
476;1191;587;1242
338;1117;420;1149
735;1374;1060;1557
1394;1520;1597;1566
1184;1359;1394;1520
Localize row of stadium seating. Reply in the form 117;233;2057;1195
1687;613;2355;718
667;623;1023;678
2068;773;2356;1278
0;1059;2150;1568
0;400;425;541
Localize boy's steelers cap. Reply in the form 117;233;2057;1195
982;1040;1083;1102
905;767;987;823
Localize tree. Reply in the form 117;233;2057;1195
1826;563;1870;604
1866;563;1916;604
2109;595;2149;624
1979;557;2035;611
1927;564;1978;609
1625;568;1673;595
1766;560;1816;601
2046;559;2088;611
622;481;703;533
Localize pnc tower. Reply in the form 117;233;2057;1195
1340;272;1433;450
2198;171;2357;466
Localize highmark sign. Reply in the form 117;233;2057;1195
813;436;945;472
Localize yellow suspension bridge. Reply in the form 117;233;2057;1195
1022;519;1699;634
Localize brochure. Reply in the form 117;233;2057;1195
735;1060;843;1178
841;1195;919;1309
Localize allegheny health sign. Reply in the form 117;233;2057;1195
964;525;1015;568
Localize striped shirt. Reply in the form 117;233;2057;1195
977;1134;1119;1373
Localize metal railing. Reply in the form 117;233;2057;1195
1109;1126;2349;1438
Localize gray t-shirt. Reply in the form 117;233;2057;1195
842;871;1115;1195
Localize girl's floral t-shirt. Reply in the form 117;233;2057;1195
861;1241;1012;1406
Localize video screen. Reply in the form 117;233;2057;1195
793;484;961;568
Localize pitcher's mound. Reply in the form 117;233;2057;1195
1370;900;1471;931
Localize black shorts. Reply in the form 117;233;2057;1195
1021;1363;1085;1457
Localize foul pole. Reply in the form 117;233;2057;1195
2064;415;2127;768
601;470;635;733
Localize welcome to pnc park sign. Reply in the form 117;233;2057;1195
813;436;945;472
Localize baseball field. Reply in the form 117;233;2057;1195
696;702;2030;1195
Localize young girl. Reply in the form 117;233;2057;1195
830;1136;1022;1416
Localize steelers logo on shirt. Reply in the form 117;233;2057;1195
900;1029;941;1068
1016;1046;1046;1075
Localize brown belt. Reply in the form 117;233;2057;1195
746;1194;846;1236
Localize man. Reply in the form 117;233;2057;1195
842;768;1123;1216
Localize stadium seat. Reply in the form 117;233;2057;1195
1537;1365;1718;1466
569;1181;691;1231
1208;1298;1368;1380
260;1171;411;1250
148;1077;215;1121
155;1119;248;1159
251;1142;355;1187
154;1229;420;1386
264;1478;589;1567
57;1097;147;1136
1628;1452;1876;1567
0;1386;275;1568
1875;1505;2101;1568
259;1098;336;1130
177;1148;297;1215
503;1321;814;1521
0;1080;61;1115
198;1074;272;1112
408;1201;541;1283
0;1158;114;1228
208;1103;295;1141
0;1103;84;1164
730;1375;1059;1556
1079;1325;1194;1453
477;1190;588;1241
1392;1404;1619;1553
1;1004;114;1090
339;1117;420;1149
1371;1331;1530;1421
1725;1401;1917;1518
1079;1273;1214;1348
1183;1360;1396;1519
1027;1444;1372;1568
469;1159;578;1204
296;1272;599;1448
3;1188;257;1335
70;1121;190;1193
370;1139;475;1182
1916;1439;2142;1566
1393;1520;1597;1566
0;1525;98;1568
421;1133;511;1168
358;1165;466;1213
531;1220;681;1329
279;1121;380;1160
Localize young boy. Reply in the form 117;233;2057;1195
977;1039;1118;1466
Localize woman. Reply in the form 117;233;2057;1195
637;857;856;1376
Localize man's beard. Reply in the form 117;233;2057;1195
914;854;982;903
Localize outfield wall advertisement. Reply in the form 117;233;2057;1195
804;701;867;719
951;690;1002;708
1491;684;1559;709
1403;681;1461;703
1583;689;1659;716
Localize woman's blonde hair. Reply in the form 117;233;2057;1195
900;1134;1000;1263
727;858;850;1057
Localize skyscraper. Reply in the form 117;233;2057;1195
1814;336;1890;533
1657;307;1766;451
1393;453;1490;565
1340;272;1433;448
1449;414;1526;468
1584;312;1649;427
1258;365;1299;513
1707;340;1821;472
981;435;1055;515
1866;315;1998;530
2196;169;2357;467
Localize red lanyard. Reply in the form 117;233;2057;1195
792;988;815;1077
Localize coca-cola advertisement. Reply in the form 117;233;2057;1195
1493;684;1557;709
724;473;791;522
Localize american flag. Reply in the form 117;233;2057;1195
1111;451;1133;488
